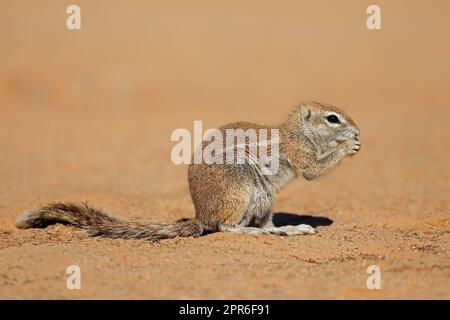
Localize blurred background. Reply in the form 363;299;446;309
0;1;449;299
1;0;449;199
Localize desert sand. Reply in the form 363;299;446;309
0;1;449;299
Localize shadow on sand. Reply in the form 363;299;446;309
272;212;333;228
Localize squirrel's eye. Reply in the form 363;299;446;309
326;115;340;124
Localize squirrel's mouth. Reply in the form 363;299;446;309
336;134;356;143
328;134;358;149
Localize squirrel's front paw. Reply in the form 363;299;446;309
342;138;361;156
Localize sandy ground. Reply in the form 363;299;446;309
0;1;449;299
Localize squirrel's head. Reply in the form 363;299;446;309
284;101;360;150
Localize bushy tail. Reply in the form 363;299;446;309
16;202;204;242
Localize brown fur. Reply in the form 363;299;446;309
16;102;360;241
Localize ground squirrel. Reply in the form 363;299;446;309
16;101;360;241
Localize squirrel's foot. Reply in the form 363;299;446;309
219;224;315;237
219;225;278;236
265;224;316;236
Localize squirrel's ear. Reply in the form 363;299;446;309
300;106;311;122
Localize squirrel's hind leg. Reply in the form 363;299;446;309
218;224;315;236
258;214;316;236
219;225;288;236
264;224;316;236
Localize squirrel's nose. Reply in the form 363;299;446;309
354;128;360;137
